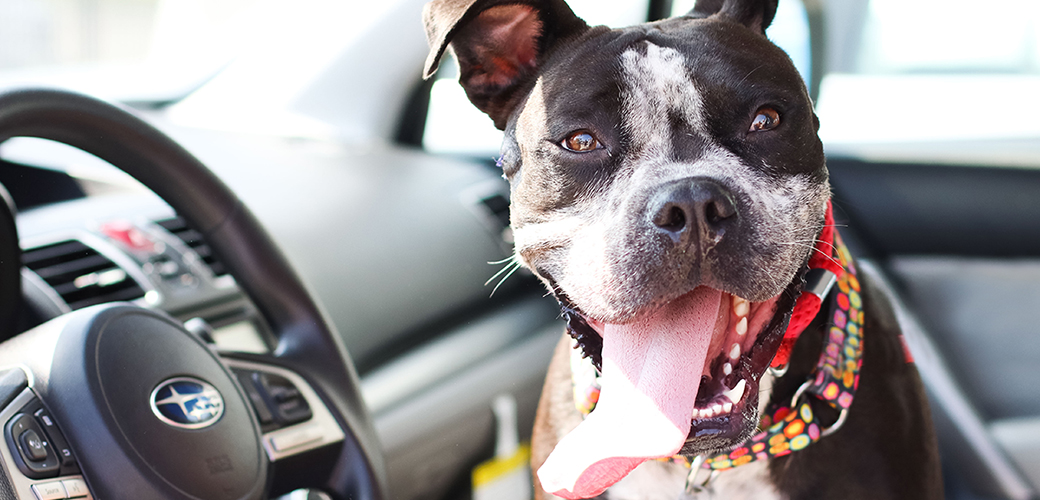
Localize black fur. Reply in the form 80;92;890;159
422;0;941;497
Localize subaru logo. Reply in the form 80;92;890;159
150;377;224;429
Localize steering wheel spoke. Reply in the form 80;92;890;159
221;356;349;495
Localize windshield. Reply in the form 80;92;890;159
0;0;309;102
7;0;1036;167
815;0;1040;166
856;0;1040;74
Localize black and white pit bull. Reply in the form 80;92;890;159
422;0;942;498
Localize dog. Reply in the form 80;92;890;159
422;0;942;498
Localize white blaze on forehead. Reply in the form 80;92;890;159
516;77;550;155
620;43;706;157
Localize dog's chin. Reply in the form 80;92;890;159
676;375;763;457
560;270;804;458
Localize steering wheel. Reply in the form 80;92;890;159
0;89;386;499
0;181;17;339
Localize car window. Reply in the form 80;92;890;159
0;0;282;102
423;0;811;157
856;0;1040;74
816;0;1040;166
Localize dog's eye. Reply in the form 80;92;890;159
750;107;780;132
561;131;602;153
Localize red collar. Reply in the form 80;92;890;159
769;201;843;369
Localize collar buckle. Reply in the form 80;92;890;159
804;268;838;300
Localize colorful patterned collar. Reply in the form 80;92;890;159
568;203;866;490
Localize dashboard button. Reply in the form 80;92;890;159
253;372;312;426
30;480;65;500
234;371;274;426
270;425;321;452
62;478;89;498
20;430;47;461
34;409;77;470
6;413;60;478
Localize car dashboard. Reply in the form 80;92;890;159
2;122;564;500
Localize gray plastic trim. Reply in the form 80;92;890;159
369;321;560;500
992;418;1040;492
362;296;558;415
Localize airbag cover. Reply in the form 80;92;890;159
47;305;265;499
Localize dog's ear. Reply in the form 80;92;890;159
689;0;778;34
422;0;588;129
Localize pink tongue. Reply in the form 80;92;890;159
537;287;722;499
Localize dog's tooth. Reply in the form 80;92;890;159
735;317;748;336
722;379;747;403
712;403;722;414
729;343;741;360
723;402;733;413
723;362;732;376
733;297;750;317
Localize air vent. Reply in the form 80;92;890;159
480;193;510;230
22;240;145;310
156;217;227;277
462;182;513;251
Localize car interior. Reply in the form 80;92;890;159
0;0;1039;499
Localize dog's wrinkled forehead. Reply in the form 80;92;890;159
527;23;805;145
507;19;821;220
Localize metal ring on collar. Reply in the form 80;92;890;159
684;456;718;494
789;379;812;408
789;379;849;437
820;408;849;438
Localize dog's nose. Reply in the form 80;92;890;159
649;178;737;245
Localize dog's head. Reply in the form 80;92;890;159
425;0;829;496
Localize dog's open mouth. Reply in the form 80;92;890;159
541;277;802;499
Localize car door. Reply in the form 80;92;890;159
814;1;1040;498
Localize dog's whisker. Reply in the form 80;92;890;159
775;239;843;269
489;261;523;297
484;257;519;287
487;256;516;265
